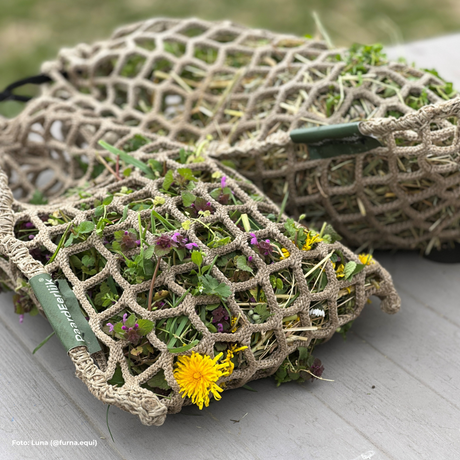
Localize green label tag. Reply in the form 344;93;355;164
29;274;101;354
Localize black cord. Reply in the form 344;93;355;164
0;74;60;102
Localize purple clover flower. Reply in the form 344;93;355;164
258;239;273;257
310;358;324;379
155;234;175;250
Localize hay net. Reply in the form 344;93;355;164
37;17;460;251
0;97;399;425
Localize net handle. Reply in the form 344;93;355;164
359;96;460;137
0;168;168;426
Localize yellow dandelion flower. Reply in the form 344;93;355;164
302;231;323;251
332;262;345;278
221;345;248;375
358;253;375;265
174;352;229;410
280;248;290;260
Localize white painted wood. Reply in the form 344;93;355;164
0;309;122;460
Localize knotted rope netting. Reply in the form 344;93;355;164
30;17;460;251
0;97;399;425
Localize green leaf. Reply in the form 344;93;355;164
151;209;176;230
137;318;154;335
32;331;56;354
236;255;253;273
284;218;298;239
69;254;82;269
148;159;163;173
98;140;151;175
322;224;342;243
29;190;48;205
181;191;197;208
162;169;174;191
298;346;310;361
107;276;118;295
81;255;95;267
200;274;231;300
78;221;95;234
177;168;197;182
147;370;171;390
253;304;272;322
108;365;125;387
351;263;365;277
191;250;203;269
168;339;200;353
154;244;172;257
125;314;137;328
343;261;357;280
143;245;155;260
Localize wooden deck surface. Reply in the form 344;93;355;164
1;34;460;460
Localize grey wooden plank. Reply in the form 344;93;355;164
387;33;460;87
374;252;460;327
0;309;123;460
313;326;460;460
0;292;389;460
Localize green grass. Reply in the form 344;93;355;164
0;0;458;116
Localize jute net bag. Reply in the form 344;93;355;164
0;97;399;425
34;18;459;251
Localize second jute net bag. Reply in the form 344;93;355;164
0;97;399;425
34;17;460;252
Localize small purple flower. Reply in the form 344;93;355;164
122;325;127;331
134;323;139;329
24;222;34;229
221;176;227;188
122;313;128;324
250;233;258;245
124;231;129;235
171;232;188;247
248;256;253;262
106;322;114;333
155;234;174;250
185;242;198;250
258;239;273;257
125;327;141;345
19;314;24;324
310;358;324;379
28;235;35;240
135;240;140;246
217;323;224;333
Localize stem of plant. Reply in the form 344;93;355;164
148;258;162;311
96;152;121;181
